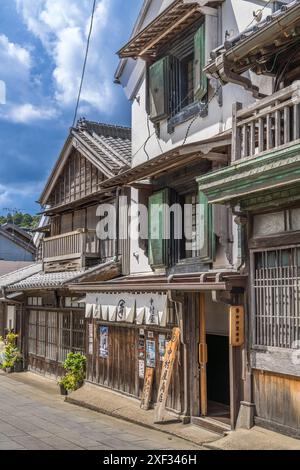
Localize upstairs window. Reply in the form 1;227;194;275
147;187;215;270
148;21;207;123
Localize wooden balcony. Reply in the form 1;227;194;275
232;81;300;162
42;229;115;272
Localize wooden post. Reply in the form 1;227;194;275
154;327;180;423
199;293;207;416
140;368;154;411
231;102;242;162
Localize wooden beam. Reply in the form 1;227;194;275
138;6;199;57
199;292;207;416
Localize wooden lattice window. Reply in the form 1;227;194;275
252;246;300;348
28;310;85;362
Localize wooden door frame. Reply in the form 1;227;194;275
199;292;207;416
198;293;243;428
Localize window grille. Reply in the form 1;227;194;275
253;246;300;348
28;310;85;362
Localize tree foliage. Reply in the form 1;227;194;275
0;212;40;229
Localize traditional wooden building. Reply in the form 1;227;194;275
0;119;131;377
67;0;270;433
199;0;300;437
0;223;36;262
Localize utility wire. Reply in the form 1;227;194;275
183;85;222;146
72;0;97;128
244;0;273;31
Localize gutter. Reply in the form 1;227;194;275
1;287;23;305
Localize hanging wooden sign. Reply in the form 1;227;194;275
154;327;180;423
140;367;154;410
229;306;245;347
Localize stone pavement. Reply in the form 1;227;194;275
0;371;204;450
1;371;300;450
67;382;220;446
206;426;300;450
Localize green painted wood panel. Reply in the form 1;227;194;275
149;56;169;121
148;189;169;268
194;23;207;101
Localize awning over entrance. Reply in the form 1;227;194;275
100;131;230;189
71;271;246;294
85;292;168;327
118;0;221;60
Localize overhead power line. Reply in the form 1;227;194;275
72;0;97;128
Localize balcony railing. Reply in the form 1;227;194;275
232;81;300;162
42;229;115;268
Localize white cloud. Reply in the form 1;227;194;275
0;34;31;94
3;103;57;124
15;0;115;114
0;182;43;208
0;34;31;70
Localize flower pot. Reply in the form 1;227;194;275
77;380;84;389
59;384;68;396
5;367;13;374
14;362;24;373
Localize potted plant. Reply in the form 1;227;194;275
13;351;24;372
57;352;86;395
0;332;23;373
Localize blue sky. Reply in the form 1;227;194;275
0;0;143;215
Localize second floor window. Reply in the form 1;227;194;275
148;21;207;122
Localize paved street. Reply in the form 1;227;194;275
0;372;201;450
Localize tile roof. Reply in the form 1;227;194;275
72;119;132;176
6;260;119;291
8;270;85;290
208;0;300;63
0;263;42;288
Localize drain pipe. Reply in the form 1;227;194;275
115;187;121;262
1;287;24;359
232;206;248;271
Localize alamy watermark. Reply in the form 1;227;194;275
94;197;205;251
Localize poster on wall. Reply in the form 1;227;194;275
138;359;145;379
158;334;166;362
99;326;109;359
146;340;156;368
138;337;145;359
88;324;93;355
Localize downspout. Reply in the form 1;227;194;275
168;280;189;421
115;187;121;262
1;287;24;358
232;206;248;272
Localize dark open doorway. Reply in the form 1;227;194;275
206;334;230;424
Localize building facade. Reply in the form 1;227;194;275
71;0;280;432
0;120;131;378
2;0;299;440
198;0;300;437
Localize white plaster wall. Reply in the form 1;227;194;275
129;187;153;274
205;292;229;336
120;0;276;273
128;0;275;167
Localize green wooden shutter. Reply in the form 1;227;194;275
198;190;215;263
148;189;169;268
194;23;207;101
149;56;169;121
